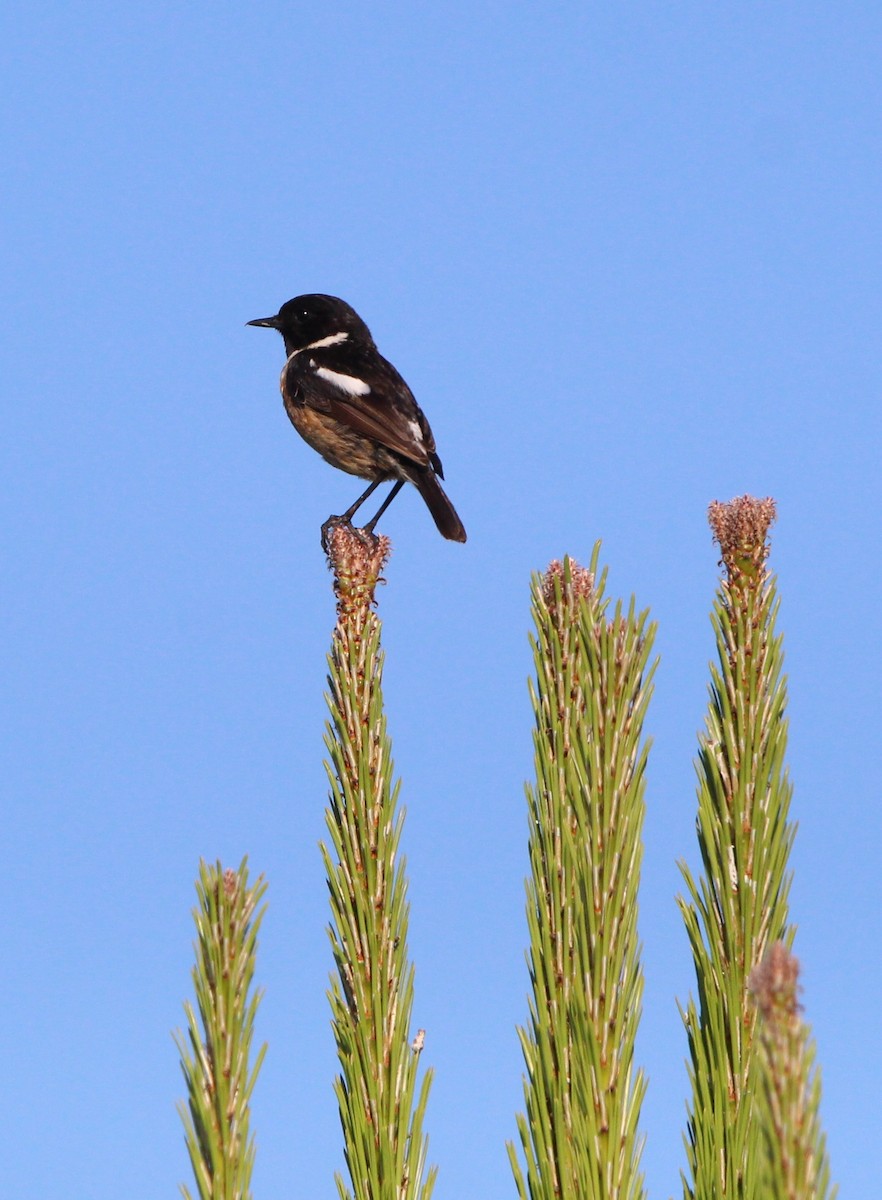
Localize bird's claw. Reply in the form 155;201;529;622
321;515;380;555
321;515;348;553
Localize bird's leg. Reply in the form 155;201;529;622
340;479;383;523
362;481;405;535
321;479;384;551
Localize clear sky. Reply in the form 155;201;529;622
3;4;880;1197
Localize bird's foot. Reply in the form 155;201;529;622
321;515;380;555
321;515;349;554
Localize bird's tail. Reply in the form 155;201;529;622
414;469;467;543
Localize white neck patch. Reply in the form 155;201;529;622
291;331;349;357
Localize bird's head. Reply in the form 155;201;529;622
247;293;374;355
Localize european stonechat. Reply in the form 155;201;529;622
248;294;466;543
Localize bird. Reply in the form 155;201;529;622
248;294;467;543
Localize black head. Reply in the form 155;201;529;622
247;293;374;355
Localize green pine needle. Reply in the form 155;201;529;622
679;497;822;1200
175;858;267;1200
511;547;655;1200
322;525;435;1200
749;943;837;1200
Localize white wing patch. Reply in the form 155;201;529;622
407;418;425;446
314;366;372;396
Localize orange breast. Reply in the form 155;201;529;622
284;398;390;479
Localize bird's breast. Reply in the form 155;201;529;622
282;394;394;480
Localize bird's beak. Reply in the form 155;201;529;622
246;315;280;328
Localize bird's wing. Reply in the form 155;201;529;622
287;344;437;468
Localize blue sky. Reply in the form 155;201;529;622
3;4;880;1197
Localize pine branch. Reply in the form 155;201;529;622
679;496;797;1200
322;526;435;1200
175;858;267;1200
510;549;655;1200
749;943;837;1200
